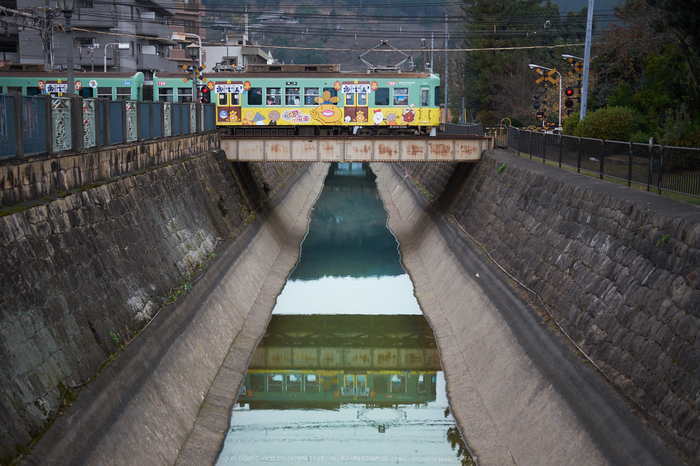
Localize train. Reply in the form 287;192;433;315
238;369;438;409
0;64;441;135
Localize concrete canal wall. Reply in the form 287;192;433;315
374;152;699;465
0;148;324;464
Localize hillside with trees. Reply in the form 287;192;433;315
199;0;700;147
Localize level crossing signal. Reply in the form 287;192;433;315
200;86;211;103
564;87;575;109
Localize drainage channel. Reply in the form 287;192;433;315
216;163;474;465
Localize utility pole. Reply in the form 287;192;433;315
444;15;448;123
581;0;594;119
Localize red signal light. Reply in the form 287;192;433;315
200;86;210;103
565;87;574;97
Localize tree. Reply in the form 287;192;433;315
460;0;564;124
294;2;320;22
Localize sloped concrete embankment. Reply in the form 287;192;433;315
373;159;687;465
398;152;700;463
0;148;325;463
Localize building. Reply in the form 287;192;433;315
203;34;271;72
1;0;207;80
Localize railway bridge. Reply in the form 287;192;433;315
221;134;491;162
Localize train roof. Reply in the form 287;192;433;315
154;63;436;80
0;70;144;79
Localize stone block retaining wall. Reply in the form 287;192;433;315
0;133;220;209
401;154;700;462
0;151;302;463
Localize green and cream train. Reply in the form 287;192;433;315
0;64;441;135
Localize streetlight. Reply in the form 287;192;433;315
561;54;584;61
529;63;562;130
186;42;199;102
56;0;77;96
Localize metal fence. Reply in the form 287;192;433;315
507;127;700;198
0;93;217;160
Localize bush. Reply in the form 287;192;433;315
574;106;646;142
562;111;581;135
659;105;700;147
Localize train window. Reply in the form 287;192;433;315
266;87;281;105
285;87;301;106
116;87;132;100
231;93;240;105
287;374;302;392
390;374;406;393
417;374;426;394
97;87;114;100
180;87;194;102
26;87;40;96
157;87;173;102
375;88;389;106
393;88;409;106
322;87;338;99
373;376;388;393
218;92;227;105
306;374;320;392
6;86;22;94
248;87;262;105
421;88;430;107
304;87;319;105
345;93;354;105
434;86;441;107
268;374;283;392
357;93;367;106
250;374;264;392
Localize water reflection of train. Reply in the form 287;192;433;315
238;370;437;409
0;64;440;136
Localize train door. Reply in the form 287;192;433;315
342;81;370;123
419;86;432;124
215;81;243;124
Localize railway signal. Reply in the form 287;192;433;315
564;87;575;109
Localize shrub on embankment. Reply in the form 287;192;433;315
401;157;700;463
0;151;301;463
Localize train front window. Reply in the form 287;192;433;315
304;87;319;105
375;88;389;106
393;88;409;106
266;87;281;105
434;86;441;106
345;93;354;105
285;87;300;106
248;87;262;105
357;93;367;106
218;92;227;105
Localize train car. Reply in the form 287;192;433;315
152;71;199;103
154;64;441;136
0;71;145;100
237;369;438;409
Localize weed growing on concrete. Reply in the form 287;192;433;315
662;234;671;244
109;332;124;351
497;163;507;174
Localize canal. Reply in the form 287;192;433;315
216;163;474;465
